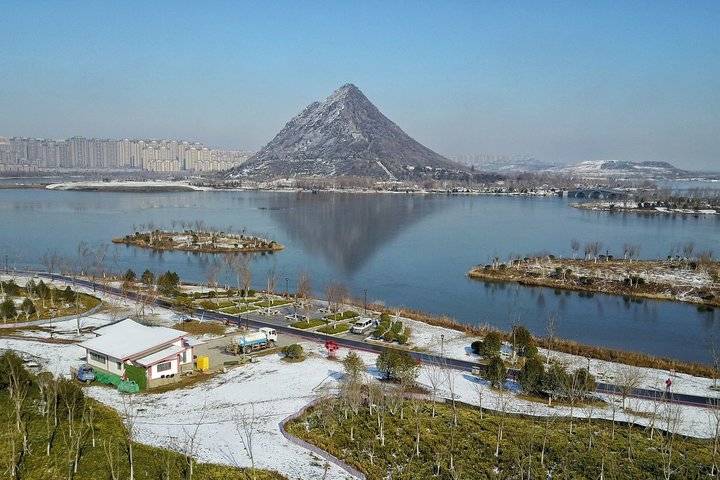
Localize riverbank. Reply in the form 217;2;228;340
573;201;719;216
46;180;210;192
468;257;720;309
112;229;283;254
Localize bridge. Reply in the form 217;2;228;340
565;188;627;200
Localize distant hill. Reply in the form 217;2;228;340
228;84;468;180
551;160;692;179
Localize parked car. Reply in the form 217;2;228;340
76;364;95;383
350;317;375;334
285;313;307;322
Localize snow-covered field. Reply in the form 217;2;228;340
1;274;719;479
406;316;720;399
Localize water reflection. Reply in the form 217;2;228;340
262;192;448;274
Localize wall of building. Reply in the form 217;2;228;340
86;349;125;376
149;357;179;379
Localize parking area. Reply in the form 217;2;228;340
192;326;307;371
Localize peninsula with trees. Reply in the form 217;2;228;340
468;243;720;309
112;229;283;254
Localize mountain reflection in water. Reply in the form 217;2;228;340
258;192;448;274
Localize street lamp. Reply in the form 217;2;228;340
441;334;445;357
363;288;367;315
285;276;289;297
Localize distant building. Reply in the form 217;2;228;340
1;135;251;172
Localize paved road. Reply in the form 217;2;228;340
14;270;720;409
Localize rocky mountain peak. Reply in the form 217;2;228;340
229;84;466;179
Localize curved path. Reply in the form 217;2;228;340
16;270;720;409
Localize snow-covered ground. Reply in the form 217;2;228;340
406;316;720;399
1;274;719;479
1;326;717;480
45;180;210;191
88;343;362;480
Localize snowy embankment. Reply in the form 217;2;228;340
405;317;720;399
46;180;210;191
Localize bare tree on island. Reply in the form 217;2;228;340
570;239;580;259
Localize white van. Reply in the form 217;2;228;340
350;317;374;334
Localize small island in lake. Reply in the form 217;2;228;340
112;229;284;253
468;255;719;308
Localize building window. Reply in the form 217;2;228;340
157;362;172;372
116;361;122;370
89;352;106;364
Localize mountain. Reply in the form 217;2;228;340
228;84;467;179
552;160;691;179
454;154;558;173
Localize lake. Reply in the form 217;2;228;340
2;188;718;363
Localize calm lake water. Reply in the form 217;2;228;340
2;188;719;363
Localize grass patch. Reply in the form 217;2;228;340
288;398;713;480
317;323;350;335
290;318;327;329
172;320;225;336
324;310;359;322
220;304;258;315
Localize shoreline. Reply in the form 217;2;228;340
573;202;719;216
112;230;284;254
467;258;720;309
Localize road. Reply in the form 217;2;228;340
12;270;720;409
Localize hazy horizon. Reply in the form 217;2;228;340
2;1;718;170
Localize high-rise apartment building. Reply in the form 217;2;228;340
0;135;250;172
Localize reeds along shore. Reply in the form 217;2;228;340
349;299;716;378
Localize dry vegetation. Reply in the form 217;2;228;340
353;301;717;378
113;229;283;254
469;254;720;308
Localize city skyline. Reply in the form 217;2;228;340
0;135;251;173
2;1;718;170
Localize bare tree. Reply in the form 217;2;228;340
545;313;557;367
205;261;222;290
40;249;61;273
102;438;122;480
570;239;580;259
494;385;511;457
233;404;259;480
325;281;348;321
425;361;445;418
225;253;251;307
178;413;204;480
614;365;643;410
584;241;602;262
121;395;139;480
296;271;312;313
659;402;683;480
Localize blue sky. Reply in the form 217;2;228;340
2;1;718;169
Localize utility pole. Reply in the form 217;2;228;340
285;276;289;297
363;288;367;315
